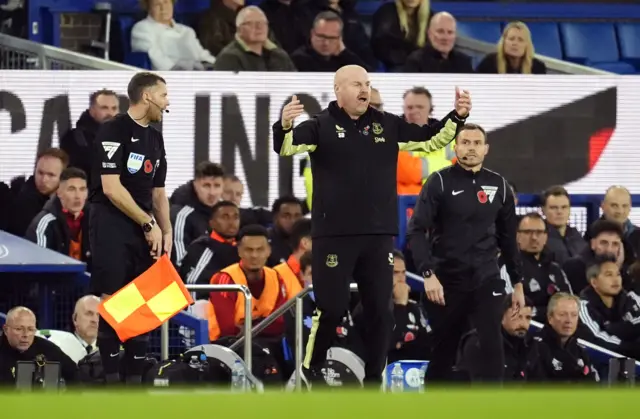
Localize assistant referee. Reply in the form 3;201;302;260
272;65;471;386
90;72;171;385
408;123;525;383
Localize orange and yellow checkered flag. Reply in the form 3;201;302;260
98;254;194;342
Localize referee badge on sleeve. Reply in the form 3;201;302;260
127;153;145;174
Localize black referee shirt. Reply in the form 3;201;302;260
90;113;167;212
408;164;523;291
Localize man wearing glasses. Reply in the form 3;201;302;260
501;212;573;322
0;307;78;385
291;11;369;72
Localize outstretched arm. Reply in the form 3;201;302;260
273;95;319;156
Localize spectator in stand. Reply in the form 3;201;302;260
312;0;377;70
60;89;119;187
25;168;91;268
584;186;639;264
170;162;225;267
204;225;301;342
72;295;100;356
500;212;572;322
222;174;243;206
222;174;272;227
476;21;546;74
396;87;453;195
536;293;599;383
0;307;78;385
41;295;101;364
291;11;368;72
131;0;216;71
403;12;473;74
457;295;538;382
7;148;68;237
179;201;240;300
274;219;312;289
213;6;296;72
267;196;303;267
383;250;431;363
259;0;313;54
541;185;587;264
371;0;430;71
199;0;245;57
369;87;383;111
563;220;630;294
578;255;640;360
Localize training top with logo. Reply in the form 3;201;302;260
408;164;523;291
273;101;466;238
90;113;167;213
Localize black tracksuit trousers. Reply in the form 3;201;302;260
423;276;506;383
304;235;394;382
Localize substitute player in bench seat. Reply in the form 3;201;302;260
204;225;302;342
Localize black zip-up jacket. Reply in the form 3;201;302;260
59;110;100;187
0;333;78;386
534;325;599;383
7;176;50;237
408;164;523;290
272;101;465;237
387;299;432;363
24;196;92;269
563;247;632;294
178;232;239;300
169;181;215;266
500;252;572;322
577;286;640;359
457;328;542;382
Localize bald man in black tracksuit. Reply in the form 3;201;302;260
272;65;471;386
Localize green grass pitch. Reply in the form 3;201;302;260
1;388;634;418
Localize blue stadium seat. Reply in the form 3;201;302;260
559;22;635;74
456;21;502;44
117;15;152;69
526;22;562;60
590;62;637;74
559;22;619;63
616;23;640;70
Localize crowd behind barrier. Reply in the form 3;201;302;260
7;0;640;74
2;193;639;357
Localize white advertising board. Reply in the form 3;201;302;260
0;71;637;208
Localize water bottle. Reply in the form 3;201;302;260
390;363;404;393
230;360;246;392
418;363;428;393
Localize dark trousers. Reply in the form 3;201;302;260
90;204;154;383
304;235;394;381
423;276;505;383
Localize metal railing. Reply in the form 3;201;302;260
160;284;253;371
456;36;613;75
227;283;360;391
0;33;141;70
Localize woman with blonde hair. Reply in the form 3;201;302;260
371;0;431;71
476;21;546;74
